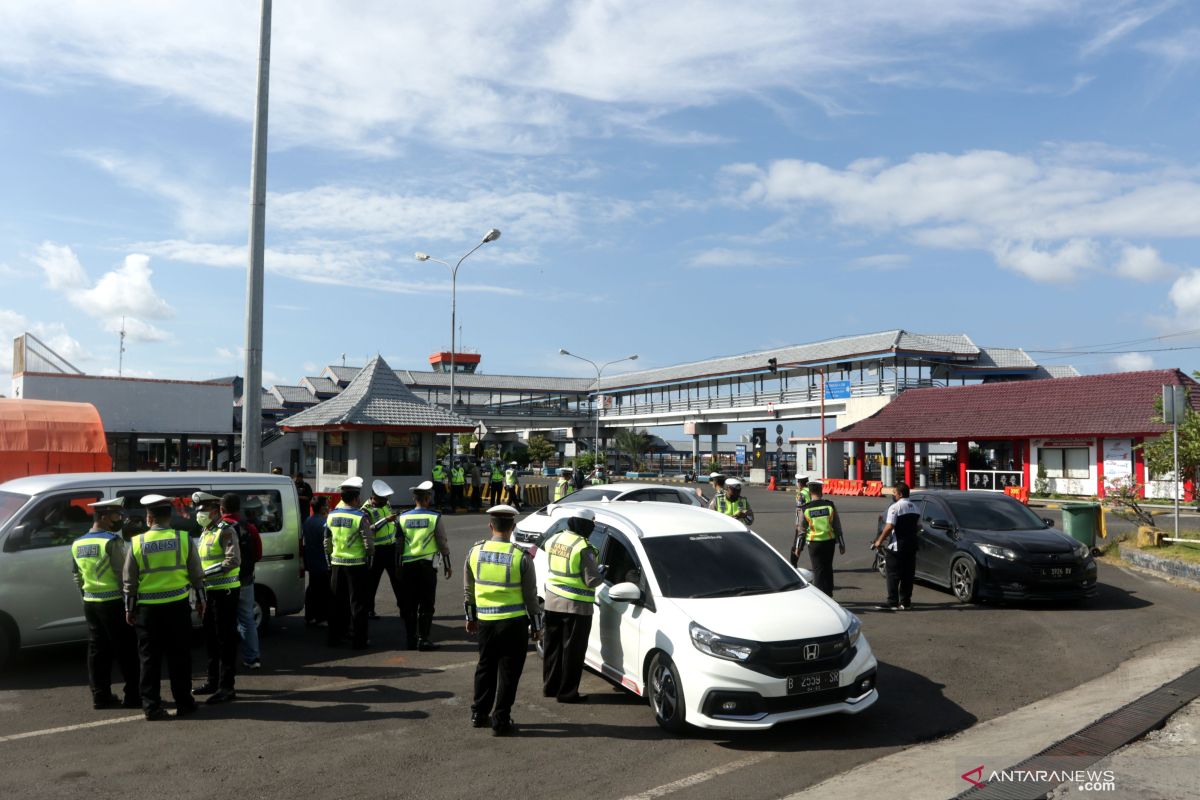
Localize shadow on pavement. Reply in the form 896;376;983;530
200;701;431;724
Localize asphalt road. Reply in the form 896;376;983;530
2;484;1198;800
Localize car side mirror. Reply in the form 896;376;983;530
5;523;32;551
927;518;953;531
608;582;642;603
1042;518;1055;528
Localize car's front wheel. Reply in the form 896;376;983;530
951;557;978;603
647;653;688;733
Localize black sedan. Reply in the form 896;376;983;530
873;490;1098;603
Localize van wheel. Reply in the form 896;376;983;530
254;587;271;636
647;653;688;733
0;624;14;671
951;557;978;604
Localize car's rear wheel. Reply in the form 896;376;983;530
647;653;688;733
951;557;978;603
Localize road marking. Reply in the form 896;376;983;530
617;753;775;800
0;658;480;743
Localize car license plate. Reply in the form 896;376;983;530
786;670;839;695
1041;566;1072;579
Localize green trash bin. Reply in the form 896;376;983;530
1059;502;1100;548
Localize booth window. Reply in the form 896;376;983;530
1038;447;1090;479
324;433;347;474
372;432;422;476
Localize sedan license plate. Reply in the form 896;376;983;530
787;670;839;695
1040;566;1072;579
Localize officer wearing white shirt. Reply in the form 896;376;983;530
872;482;921;611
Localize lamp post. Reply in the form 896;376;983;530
559;349;638;474
416;228;500;461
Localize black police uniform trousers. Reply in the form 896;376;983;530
885;547;917;607
472;616;529;724
202;586;240;691
488;481;502;505
542;610;592;700
84;599;140;703
450;483;464;512
807;539;837;596
305;569;331;624
366;542;403;616
400;558;438;647
134;598;195;713
328;564;370;648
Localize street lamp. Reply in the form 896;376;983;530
559;349;638;475
415;228;501;461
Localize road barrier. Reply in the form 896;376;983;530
1004;485;1030;504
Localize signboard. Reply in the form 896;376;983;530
1103;439;1133;482
824;380;851;400
1163;385;1188;424
735;444;746;465
776;424;784;435
751;427;767;470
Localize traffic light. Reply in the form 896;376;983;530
767;357;777;373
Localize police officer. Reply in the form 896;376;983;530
123;494;206;721
791;477;812;567
464;504;542;735
503;462;521;510
362;480;402;620
714;478;754;524
399;481;452;650
432;461;448;510
705;473;727;509
449;459;466;513
191;492;241;704
71;497;140;710
324;477;374;650
871;481;921;611
553;468;573;502
794;482;846;596
488;462;504;506
541;508;603;703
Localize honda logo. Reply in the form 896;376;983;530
803;643;819;661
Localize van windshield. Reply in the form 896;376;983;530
0;491;30;530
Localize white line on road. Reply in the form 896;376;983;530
0;658;480;744
617;753;776;800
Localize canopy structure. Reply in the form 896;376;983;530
0;399;110;482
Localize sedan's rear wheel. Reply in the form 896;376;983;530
951;557;978;604
648;653;688;733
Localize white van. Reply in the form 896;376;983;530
0;472;304;667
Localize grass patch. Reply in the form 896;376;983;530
1137;529;1200;563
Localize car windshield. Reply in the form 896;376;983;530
943;495;1048;531
559;488;623;503
640;532;804;599
0;491;29;530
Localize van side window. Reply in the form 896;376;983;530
235;491;283;534
8;492;102;551
117;488;201;537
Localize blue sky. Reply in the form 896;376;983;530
2;0;1200;400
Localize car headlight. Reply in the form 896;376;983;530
976;543;1018;561
846;614;862;647
1072;539;1089;559
689;623;756;662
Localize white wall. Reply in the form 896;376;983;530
15;373;232;435
1030;438;1097;496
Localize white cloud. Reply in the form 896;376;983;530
727;146;1200;282
1111;352;1154;372
1137;27;1200;68
1114;244;1177;281
850;253;910;270
686;248;791;269
0;1;1139;156
32;243;174;342
1081;2;1173;57
1168;269;1200;316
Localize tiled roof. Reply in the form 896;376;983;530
1036;365;1081;379
324;365;362;385
830;369;1198;441
271;385;318;406
397;370;594;393
234;388;285;412
596;330;980;391
282;355;476;431
301;376;339;396
956;347;1036;371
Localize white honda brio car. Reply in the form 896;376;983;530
530;502;878;732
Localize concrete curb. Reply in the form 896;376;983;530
1118;544;1200;587
783;635;1200;800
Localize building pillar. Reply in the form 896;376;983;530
957;439;970;490
903;442;914;486
854;443;865;481
692;433;700;475
882;442;894;486
180;435;190;471
1095;436;1106;498
226;435;236;471
1021;440;1030;489
918;442;929;488
1133;437;1146;498
710;433;719;473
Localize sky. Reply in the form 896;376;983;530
2;0;1200;406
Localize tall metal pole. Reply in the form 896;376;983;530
241;0;271;473
449;262;457;460
1173;416;1180;540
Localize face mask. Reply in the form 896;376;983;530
196;511;213;528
